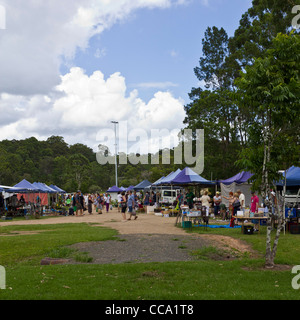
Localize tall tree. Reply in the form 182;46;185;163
229;0;298;69
235;32;300;268
184;27;241;179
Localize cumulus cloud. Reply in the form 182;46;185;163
0;0;189;152
0;0;188;96
0;67;186;152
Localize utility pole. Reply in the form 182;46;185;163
111;121;119;187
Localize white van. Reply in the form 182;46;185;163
160;189;179;204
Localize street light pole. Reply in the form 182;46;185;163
111;121;119;187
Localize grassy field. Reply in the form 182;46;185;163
0;221;299;300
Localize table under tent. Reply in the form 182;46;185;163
160;167;215;227
5;179;44;217
2;180;67;217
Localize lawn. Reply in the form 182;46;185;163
0;222;299;300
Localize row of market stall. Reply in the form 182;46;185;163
0;179;66;215
107;165;300;208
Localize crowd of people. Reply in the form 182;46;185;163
61;190;152;221
179;188;249;219
41;188;262;227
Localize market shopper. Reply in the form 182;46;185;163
223;191;234;218
127;190;137;220
88;194;93;214
120;191;127;222
186;189;195;209
143;191;150;212
213;191;221;216
232;192;241;216
104;193;110;212
237;189;245;213
117;191;123;212
250;191;259;231
75;191;83;216
200;191;211;216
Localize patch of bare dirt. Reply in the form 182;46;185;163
199;234;261;258
0;209;259;263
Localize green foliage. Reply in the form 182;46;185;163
235;32;300;189
0;136;190;192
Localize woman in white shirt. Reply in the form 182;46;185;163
200;191;211;216
117;192;123;212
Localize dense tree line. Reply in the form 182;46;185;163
184;0;299;181
0;136;196;193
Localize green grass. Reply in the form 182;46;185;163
0;222;299;300
0;223;118;266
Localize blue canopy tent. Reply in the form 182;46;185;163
276;166;300;187
0;185;22;193
170;167;215;186
107;186;123;193
40;183;58;193
49;184;66;194
219;171;254;185
133;180;152;191
126;185;135;192
151;176;165;186
106;185;123;202
7;179;41;193
157;169;182;186
33;182;51;193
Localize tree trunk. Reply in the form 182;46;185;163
265;192;286;268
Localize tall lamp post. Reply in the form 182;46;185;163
111;121;119;187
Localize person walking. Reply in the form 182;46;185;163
104;193;110;212
250;191;259;231
88;194;93;214
143;191;150;213
120;191;127;222
75;191;83;216
127;190;137;220
117;191;122;212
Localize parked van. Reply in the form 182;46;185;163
160;189;179;204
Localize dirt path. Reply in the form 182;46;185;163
0;209;257;259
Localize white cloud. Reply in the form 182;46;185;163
0;0;188;96
0;0;189;152
0;68;185;152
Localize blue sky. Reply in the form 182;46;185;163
65;0;252;103
0;0;253;151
